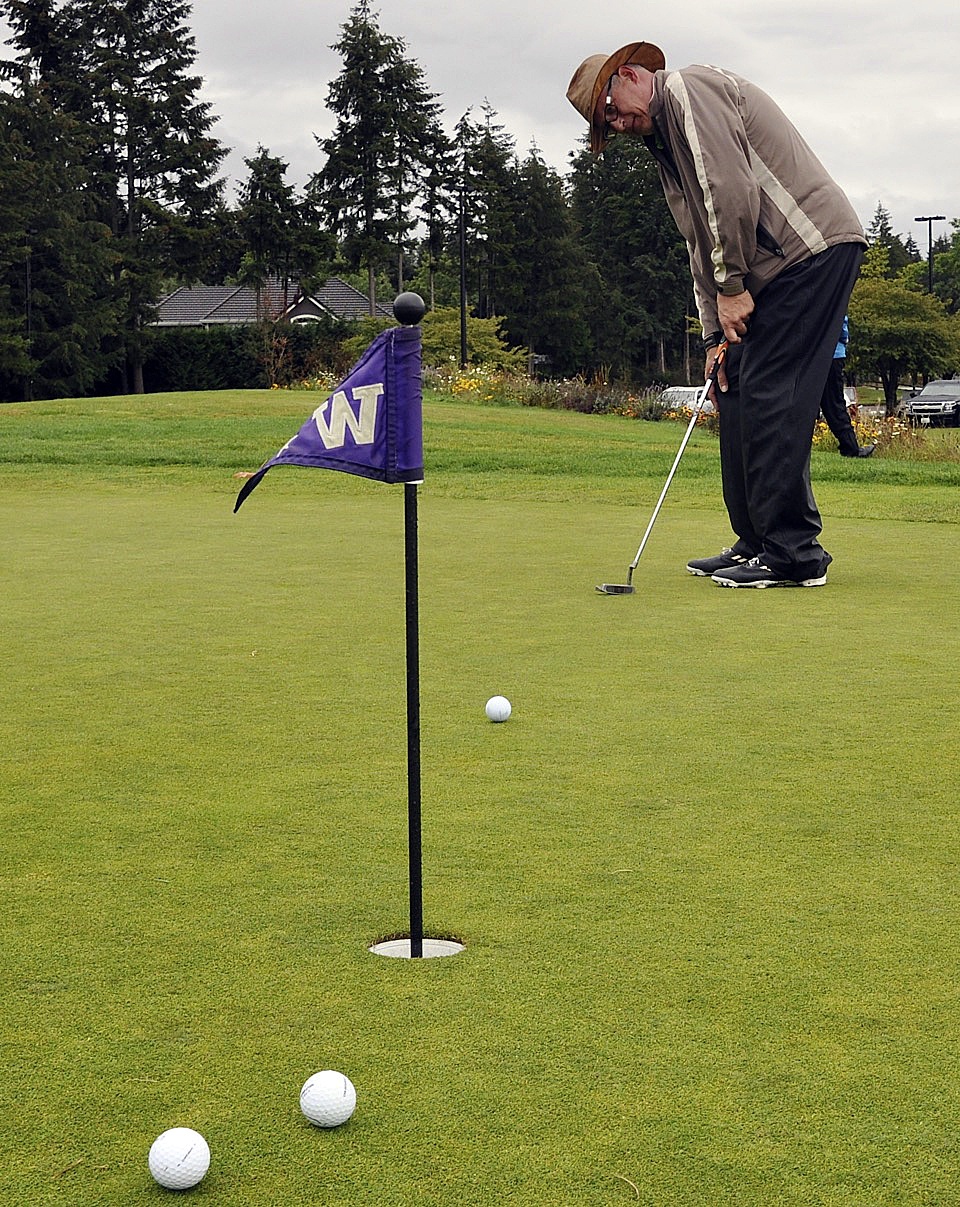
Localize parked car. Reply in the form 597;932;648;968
897;379;960;427
658;384;715;415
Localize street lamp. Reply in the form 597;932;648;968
458;185;468;368
915;215;946;293
457;178;481;369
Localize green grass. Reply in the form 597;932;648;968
4;391;960;1204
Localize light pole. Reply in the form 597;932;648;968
458;185;468;369
915;215;946;293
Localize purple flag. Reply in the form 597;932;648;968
234;324;423;511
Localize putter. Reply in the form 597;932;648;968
596;341;728;595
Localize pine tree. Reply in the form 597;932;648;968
455;103;522;322
237;149;301;291
865;202;913;278
415;125;455;309
380;45;446;291
569;136;688;379
506;150;592;376
0;9;118;400
312;1;444;311
56;0;226;392
236;147;334;314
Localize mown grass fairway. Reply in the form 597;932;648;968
4;391;960;1204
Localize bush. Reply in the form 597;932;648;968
811;412;960;460
429;364;681;421
142;319;352;392
338;307;526;374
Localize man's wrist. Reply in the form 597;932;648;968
702;331;724;351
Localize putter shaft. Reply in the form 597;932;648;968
598;343;728;592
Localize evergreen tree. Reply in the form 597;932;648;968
455;103;522;322
569;136;688;379
380;45;446;292
506;150;591;376
411;124;455;309
0;23;117;400
312;1;443;311
237;149;325;288
54;0;226;392
865;202;913;278
929;219;960;316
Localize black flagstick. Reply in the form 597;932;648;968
403;479;423;958
394;292;427;958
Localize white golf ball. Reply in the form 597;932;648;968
148;1127;210;1190
485;695;511;723
300;1070;357;1128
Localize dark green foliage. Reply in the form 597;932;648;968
0;2;943;395
931;219;960;316
68;0;226;391
865;202;918;278
0;81;118;401
237;147;334;291
849;278;958;409
455;104;522;323
503;152;593;377
1;0;227;395
142;319;350;392
568;137;690;380
310;0;448;309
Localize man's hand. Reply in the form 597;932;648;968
717;290;754;343
704;348;728;403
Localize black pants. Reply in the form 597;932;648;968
718;242;864;581
819;358;859;455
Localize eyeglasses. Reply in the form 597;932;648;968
601;73;620;141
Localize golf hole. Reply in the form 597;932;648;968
368;933;466;959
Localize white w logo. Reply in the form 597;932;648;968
312;384;383;449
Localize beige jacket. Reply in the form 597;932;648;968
644;65;866;338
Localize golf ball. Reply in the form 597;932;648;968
485;695;512;723
148;1127;210;1190
300;1070;357;1128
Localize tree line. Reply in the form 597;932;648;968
2;0;959;404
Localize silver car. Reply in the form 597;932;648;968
658;384;715;415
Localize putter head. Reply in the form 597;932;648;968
595;583;635;595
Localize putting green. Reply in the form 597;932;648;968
3;394;960;1204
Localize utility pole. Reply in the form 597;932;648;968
458;185;468;369
915;215;946;293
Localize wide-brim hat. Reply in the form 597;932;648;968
566;41;666;155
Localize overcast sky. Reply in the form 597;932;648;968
6;0;958;248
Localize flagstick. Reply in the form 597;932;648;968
404;481;424;958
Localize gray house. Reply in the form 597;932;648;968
153;277;393;327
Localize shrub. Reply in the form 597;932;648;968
811;412;960;460
142;319;352;392
430;364;699;424
336;307;526;374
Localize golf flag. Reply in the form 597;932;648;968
234;324;423;511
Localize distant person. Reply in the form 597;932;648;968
819;316;874;457
566;41;866;587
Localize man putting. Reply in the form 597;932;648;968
567;43;866;587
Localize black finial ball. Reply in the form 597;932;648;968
393;292;426;326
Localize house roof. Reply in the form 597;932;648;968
310;278;393;321
153;277;393;326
